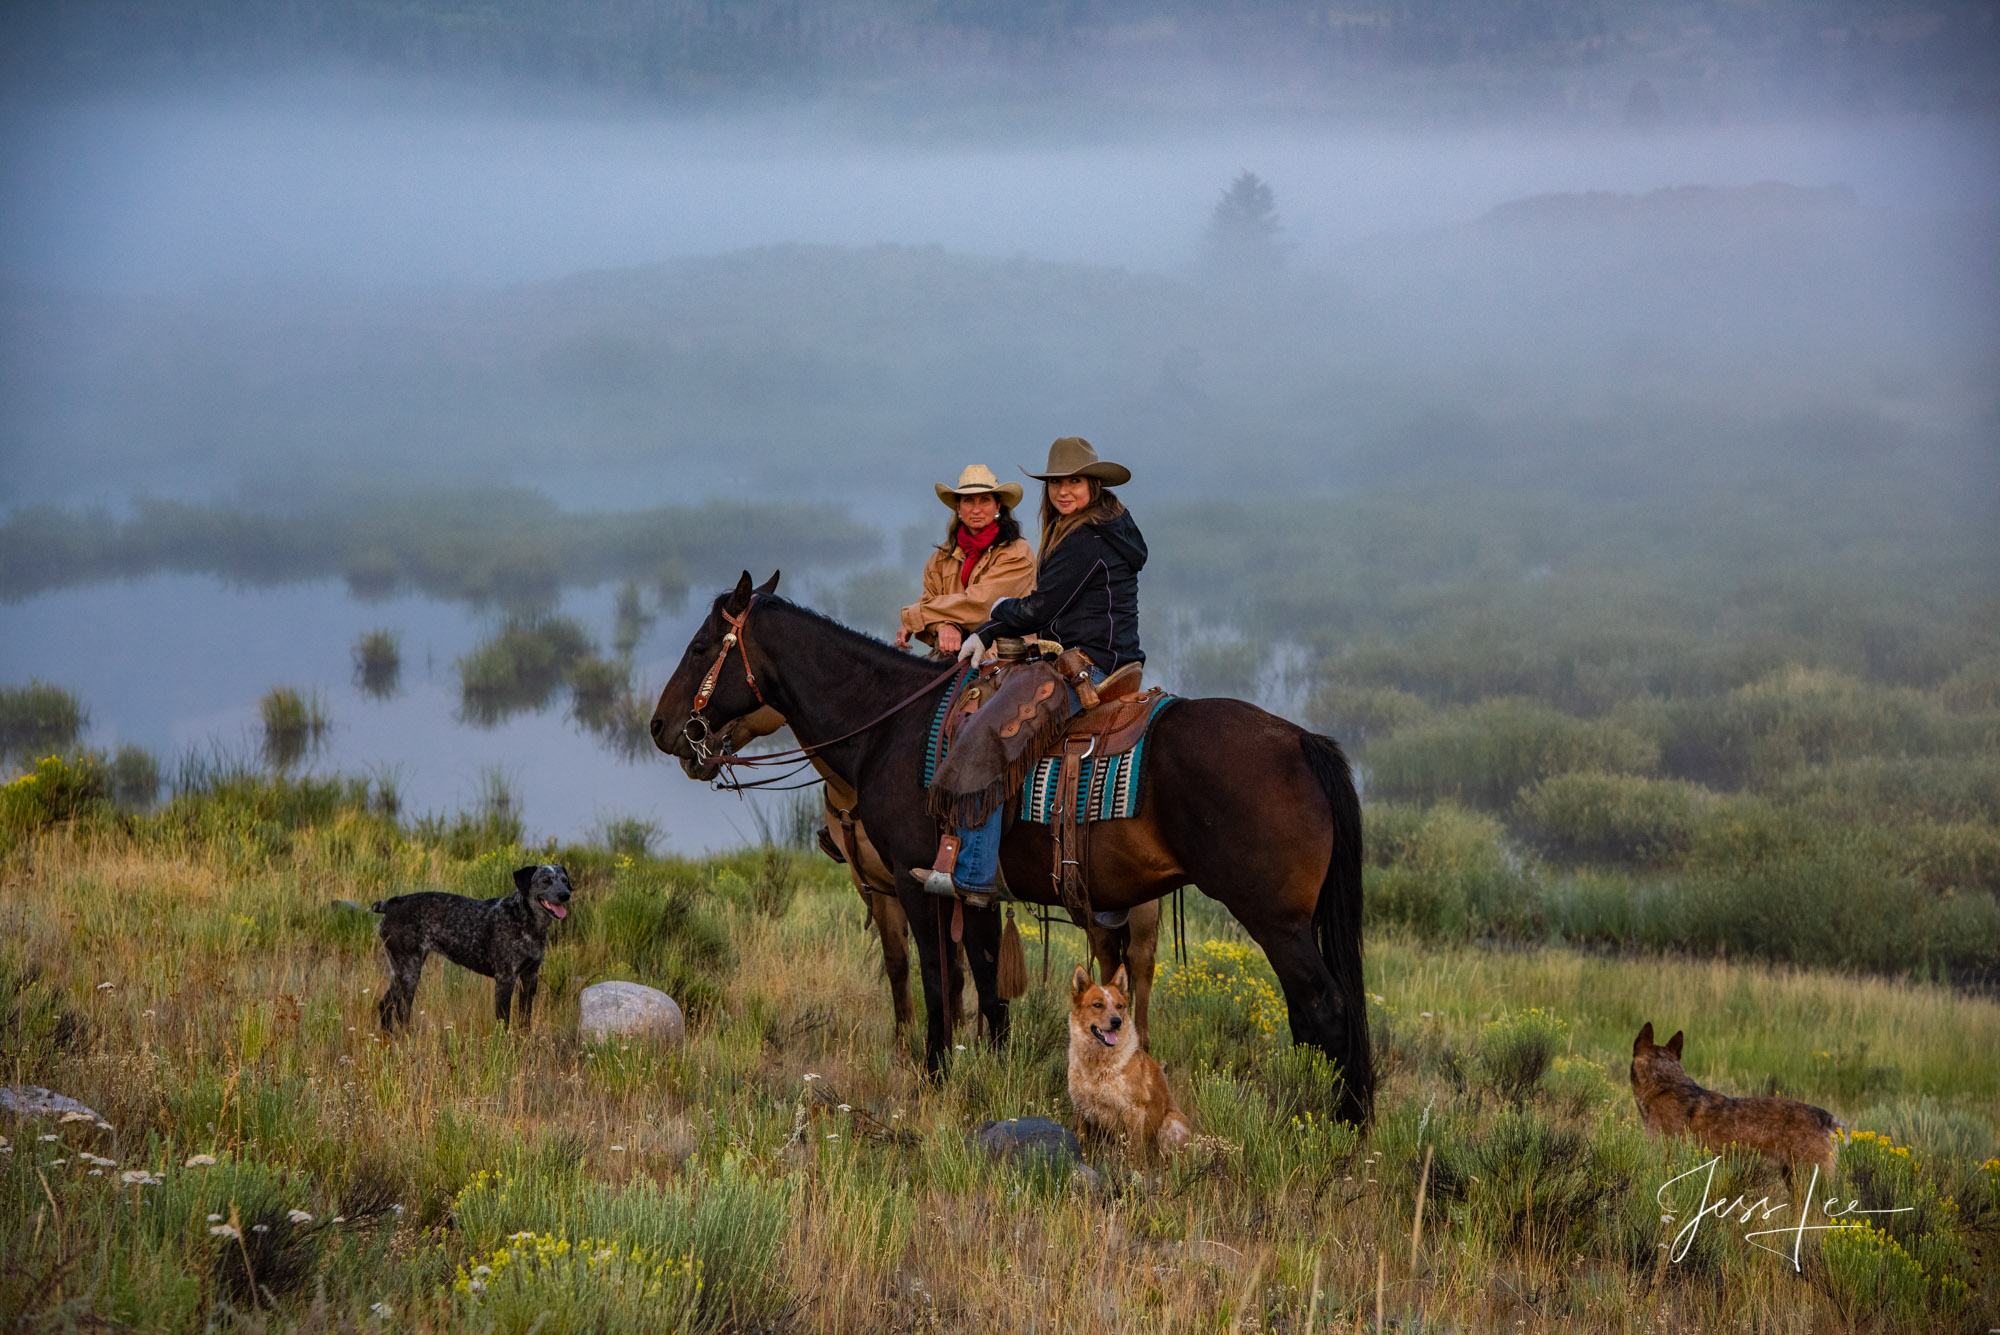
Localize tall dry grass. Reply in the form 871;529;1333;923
2;775;1996;1332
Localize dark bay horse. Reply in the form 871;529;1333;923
651;573;1373;1123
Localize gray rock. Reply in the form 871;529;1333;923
0;1086;108;1125
579;981;684;1045
968;1117;1098;1186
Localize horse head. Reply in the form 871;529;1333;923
650;569;780;779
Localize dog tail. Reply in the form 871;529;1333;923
1301;731;1374;1126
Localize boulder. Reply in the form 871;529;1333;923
0;1086;108;1126
967;1117;1098;1186
579;982;684;1045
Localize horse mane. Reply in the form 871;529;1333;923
746;593;939;680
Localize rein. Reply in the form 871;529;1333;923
683;596;964;776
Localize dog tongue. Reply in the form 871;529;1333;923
1098;1029;1118;1047
542;900;568;919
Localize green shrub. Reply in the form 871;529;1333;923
258;686;329;769
590;860;735;1017
568;655;629;729
1367;697;1657;807
1475;1008;1569;1105
1175;638;1263;698
353;628;402;697
1770;755;2000;825
1304;679;1430;748
0;680;88;765
110;743;161;810
1656;666;1960;790
1362;801;1535;941
0;752;110;844
1516;771;1718;864
458;616;597;726
1939;653;2000;713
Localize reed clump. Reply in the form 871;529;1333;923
0;679;89;767
258;685;330;769
352;628;402;698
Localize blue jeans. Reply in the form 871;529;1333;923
953;666;1105;892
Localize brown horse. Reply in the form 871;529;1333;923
718;708;1166;1044
652;573;1373;1123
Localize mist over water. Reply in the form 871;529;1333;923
3;60;1996;843
5;85;1997;292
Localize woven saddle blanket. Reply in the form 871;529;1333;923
1018;691;1177;824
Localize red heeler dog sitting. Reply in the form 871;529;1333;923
1069;964;1191;1161
1630;1022;1841;1181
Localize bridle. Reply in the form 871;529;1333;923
679;596;962;778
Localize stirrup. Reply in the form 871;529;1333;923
910;867;960;900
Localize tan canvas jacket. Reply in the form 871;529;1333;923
899;538;1035;644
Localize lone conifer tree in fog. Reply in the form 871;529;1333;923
1202;170;1285;278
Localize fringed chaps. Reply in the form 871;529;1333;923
927;661;1076;829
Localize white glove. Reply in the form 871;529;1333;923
956;632;987;664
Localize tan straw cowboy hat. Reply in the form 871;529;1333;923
1022;436;1131;486
936;463;1025;510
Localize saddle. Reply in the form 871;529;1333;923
927;645;1158;918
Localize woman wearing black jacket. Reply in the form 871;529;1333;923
918;437;1146;903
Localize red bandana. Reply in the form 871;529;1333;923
954;521;1001;588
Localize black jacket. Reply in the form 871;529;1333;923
978;510;1147;669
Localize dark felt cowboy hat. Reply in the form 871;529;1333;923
1022;436;1131;486
935;463;1025;510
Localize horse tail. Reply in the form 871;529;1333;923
1301;731;1374;1125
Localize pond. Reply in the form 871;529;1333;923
0;574;800;851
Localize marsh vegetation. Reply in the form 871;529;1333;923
257;686;330;770
1;759;1995;1332
351;629;402;699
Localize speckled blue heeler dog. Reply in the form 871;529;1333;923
371;864;573;1031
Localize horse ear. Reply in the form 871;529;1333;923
1071;964;1093;997
1666;1030;1684;1060
512;865;535;893
725;571;754;613
1634;1022;1654;1054
754;570;781;595
1111;965;1130;995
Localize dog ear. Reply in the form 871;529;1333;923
1111;964;1129;996
1634;1022;1654;1054
1071;963;1093;997
754;570;781;596
1666;1030;1684;1060
513;865;536;894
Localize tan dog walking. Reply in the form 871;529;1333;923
1069;964;1191;1160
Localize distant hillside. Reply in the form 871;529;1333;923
3;188;1994;507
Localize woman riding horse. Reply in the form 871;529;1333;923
893;464;1035;657
915;437;1145;908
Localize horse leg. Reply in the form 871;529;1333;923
869;890;916;1033
1241;918;1365;1115
1124;899;1161;1051
960;903;1010;1046
905;893;956;1075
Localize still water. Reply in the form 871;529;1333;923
0;574;799;851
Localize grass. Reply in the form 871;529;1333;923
257;686;330;770
0;679;89;767
1;761;1996;1333
353;629;402;699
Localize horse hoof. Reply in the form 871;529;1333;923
1092;910;1129;930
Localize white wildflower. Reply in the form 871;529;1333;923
473;1266;492;1276
288;1209;313;1224
51;1158;68;1166
369;1302;392;1318
467;1280;485;1294
207;1213;223;1222
837;1104;851;1112
96;982;114;991
609;1145;625;1152
210;1223;240;1239
120;1170;160;1185
38;1134;58;1142
88;1168;103;1176
60;1110;95;1123
185;1153;218;1167
94;1121;112;1131
252;1224;269;1233
332;1215;347;1223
